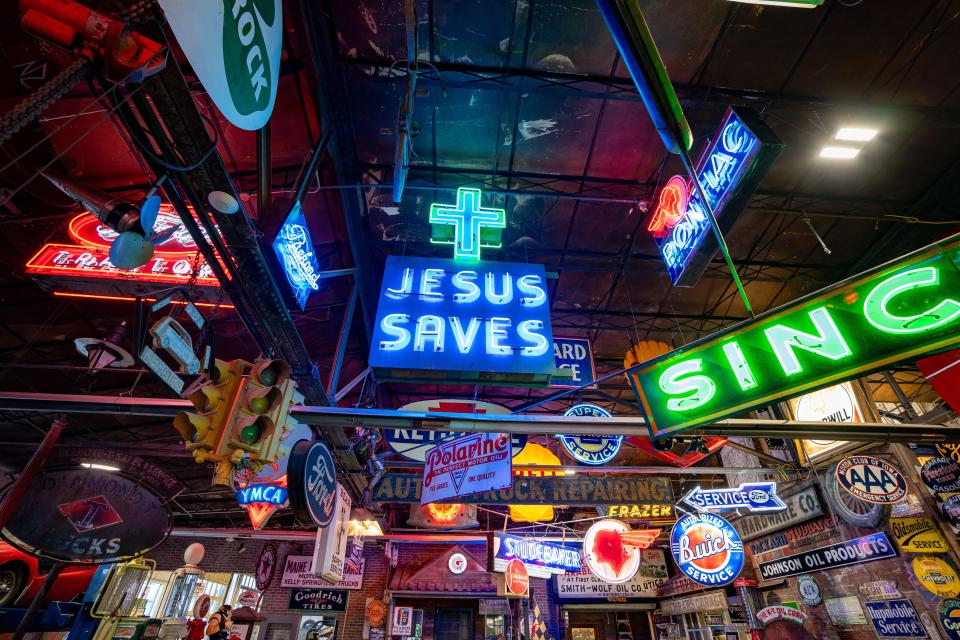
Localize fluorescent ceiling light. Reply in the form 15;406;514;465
820;146;860;160
726;0;824;7
835;127;878;142
81;462;121;472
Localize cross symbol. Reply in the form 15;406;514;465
429;187;506;260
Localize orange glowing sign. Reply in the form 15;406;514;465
426;503;464;523
646;176;688;238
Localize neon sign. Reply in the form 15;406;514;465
271;202;321;309
369;255;555;385
26;208;218;287
558;404;623;465
236;483;288;506
493;532;581;577
670;512;743;587
681;482;786;513
651;108;781;286
430;188;506;261
628;234;960;437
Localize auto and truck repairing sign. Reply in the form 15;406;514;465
421;432;512;504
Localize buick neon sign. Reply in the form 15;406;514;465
649;108;781;287
26;207;218;287
628;234;960;437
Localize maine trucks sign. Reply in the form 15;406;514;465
421;432;512;504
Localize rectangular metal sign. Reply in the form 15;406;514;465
555;550;667;600
889;516;948;553
757;532;896;581
369;256;555;386
653;108;782;287
630;234;960;436
552;337;597;388
280;554;364;590
864;599;927;639
421;432;512;504
287;588;349;613
493;533;581;577
730;482;823;541
373;473;674;505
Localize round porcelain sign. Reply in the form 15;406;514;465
797;575;822;606
558;404;623;465
504;559;529;597
670;513;744;587
583;519;640;584
448;552;468;575
836;455;907;504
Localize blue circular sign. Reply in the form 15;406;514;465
287;440;337;527
922;456;960;493
941;598;960;639
670;512;744;587
558;404;623;466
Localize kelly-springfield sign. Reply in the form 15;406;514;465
555;550;667;599
374;473;674;506
369;256;555;386
281;554;364;590
421;432;512;504
493;533;581;577
629;234;960;436
758;532;896;581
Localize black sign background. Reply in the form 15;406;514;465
287;588;349;612
1;447;182;564
757;532;896;581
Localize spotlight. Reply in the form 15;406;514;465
74;321;135;371
652;437;674;452
819;146;859;160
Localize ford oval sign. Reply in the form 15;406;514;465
558;404;623;465
670;513;744;587
287;440;337;527
836;455;907;504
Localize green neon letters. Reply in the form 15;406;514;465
630;236;960;437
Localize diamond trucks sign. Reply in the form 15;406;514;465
629;234;960;437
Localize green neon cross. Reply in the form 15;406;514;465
429;187;506;260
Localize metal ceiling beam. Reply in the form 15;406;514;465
0;392;955;443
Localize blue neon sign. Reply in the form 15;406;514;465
493;532;581;575
369;255;555;384
558;404;623;465
654;109;761;285
236;484;288;506
430;188;506;261
272;202;321;309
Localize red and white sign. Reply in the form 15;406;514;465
26;208;220;288
236;590;260;609
756;606;806;626
504;559;529;597
255;543;277;591
392;606;413;636
421;432;512;505
583;519;659;584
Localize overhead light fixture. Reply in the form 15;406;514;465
75;321;135;372
81;462;121;472
347;520;384;536
820;146;860;160
835;127;878;142
726;0;824;6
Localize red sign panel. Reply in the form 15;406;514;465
504;559;529;597
57;495;124;533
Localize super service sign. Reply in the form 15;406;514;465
370;256;555;385
629;234;960;436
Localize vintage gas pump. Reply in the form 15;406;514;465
157;544;206;640
83;558;158;640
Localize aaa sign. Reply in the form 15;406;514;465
629;234;960;436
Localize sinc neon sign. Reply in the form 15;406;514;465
26;207;218;286
628;235;960;437
650;108;781;287
369;255;555;385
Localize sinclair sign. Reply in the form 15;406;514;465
629;234;960;436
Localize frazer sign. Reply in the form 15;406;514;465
369;256;555;386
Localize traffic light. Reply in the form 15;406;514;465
212;358;302;485
172;359;245;462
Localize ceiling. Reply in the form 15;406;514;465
0;0;956;529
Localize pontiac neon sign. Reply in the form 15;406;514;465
651;108;781;287
629;234;960;437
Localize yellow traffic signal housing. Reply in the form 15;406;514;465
172;359;246;463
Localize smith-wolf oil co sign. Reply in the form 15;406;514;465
158;0;282;130
628;234;960;436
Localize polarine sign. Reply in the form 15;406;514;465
650;108;782;286
369;256;555;385
629;234;960;436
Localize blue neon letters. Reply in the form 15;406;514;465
236;484;288;506
370;256;555;380
494;532;581;574
655;110;760;284
272;202;321;309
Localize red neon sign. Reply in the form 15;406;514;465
647;176;689;238
26;209;219;287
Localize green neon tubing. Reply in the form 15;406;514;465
659;359;717;412
763;306;852;376
721;341;757;391
863;266;960;335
